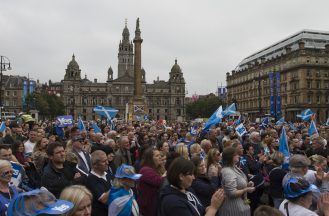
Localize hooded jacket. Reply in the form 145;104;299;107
158;184;205;216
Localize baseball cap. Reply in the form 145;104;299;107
284;177;319;199
7;189;74;216
115;164;142;180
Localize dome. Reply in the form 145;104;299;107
68;54;79;70
170;59;182;73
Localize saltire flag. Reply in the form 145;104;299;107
289;122;297;131
93;105;119;121
297;109;314;122
108;187;135;216
203;106;223;131
221;103;237;118
276;117;285;126
0;122;6;133
260;117;269;130
234;116;242;126
235;123;247;137
326;118;329;126
78;117;86;132
92;122;102;134
308;120;318;136
190;125;198;136
279;127;290;170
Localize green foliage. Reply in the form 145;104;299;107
186;94;222;119
34;93;64;118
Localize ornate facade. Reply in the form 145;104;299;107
62;21;186;121
226;30;329;122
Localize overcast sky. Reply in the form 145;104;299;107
1;0;329;96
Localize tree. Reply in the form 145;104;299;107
34;93;64;119
186;94;222;119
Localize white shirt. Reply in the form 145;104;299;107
24;140;36;154
90;170;108;181
77;151;90;171
279;199;318;216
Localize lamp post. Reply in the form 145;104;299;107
0;56;12;119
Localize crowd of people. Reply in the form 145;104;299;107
0;117;329;215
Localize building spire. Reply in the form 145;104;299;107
125;18;128;27
135;17;141;38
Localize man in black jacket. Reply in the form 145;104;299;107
41;142;80;198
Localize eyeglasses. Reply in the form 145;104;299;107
1;170;13;177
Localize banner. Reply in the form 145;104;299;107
56;115;74;127
22;80;28;110
269;72;275;116
235;123;247;137
276;72;281;118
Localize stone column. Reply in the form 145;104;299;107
133;18;143;100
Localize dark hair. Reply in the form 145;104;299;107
46;142;64;156
140;147;158;170
243;143;252;154
0;144;11;152
191;156;203;176
167;157;194;189
222;147;237;167
254;205;283;216
70;126;79;135
11;141;23;154
165;152;180;170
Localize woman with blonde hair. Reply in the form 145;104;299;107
60;185;93;216
175;143;189;159
206;148;222;184
109;164;141;216
189;143;202;158
308;154;329;192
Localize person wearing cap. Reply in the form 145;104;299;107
279;177;319;216
70;135;91;175
108;164;141;216
7;189;74;216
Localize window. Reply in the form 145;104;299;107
307;70;312;77
317;95;321;104
307;81;312;89
326;95;329;104
13;91;17;96
6;91;9;96
149;109;152;113
307;95;312;104
316;71;320;77
294;96;299;104
157;109;160;113
317;81;321;89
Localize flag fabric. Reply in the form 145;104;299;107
279;127;290;170
308;120;318;136
108;187;136;216
235;123;247;137
260;117;269;129
56;115;74;128
276;117;285;126
0;122;6;133
325;118;329;126
297;109;314;122
55;126;64;138
92;122;102;134
234;116;242;126
203;106;223;131
78;117;86;132
190;125;198;136
221;103;237;118
289;122;297;131
93;105;119;121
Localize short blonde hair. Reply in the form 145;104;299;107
190;143;201;155
60;185;93;216
0;160;11;171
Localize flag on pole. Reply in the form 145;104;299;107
93;105;119;121
260;117;269;129
276;117;285;126
325;118;329;126
78;117;86;132
221;103;237;118
0;122;6;133
203;106;223;131
279;127;290;170
308;120;318;136
297;109;314;122
92;122;102;134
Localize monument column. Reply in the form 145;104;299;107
128;18;148;122
133;18;143;100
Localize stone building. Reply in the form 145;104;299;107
226;30;329;122
62;21;186;121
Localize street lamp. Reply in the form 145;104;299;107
0;55;12;119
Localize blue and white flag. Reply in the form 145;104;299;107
276;117;285;126
308;120;318;136
235;123;247;137
260;117;269;129
297;109;314;122
289;122;297;131
222;103;237;118
325;118;329;126
78;117;86;132
56;115;73;128
108;187;136;216
0;122;6;133
279;127;290;170
93;105;118;121
92;122;102;134
234;116;242;126
190;125;198;136
203;106;223;131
